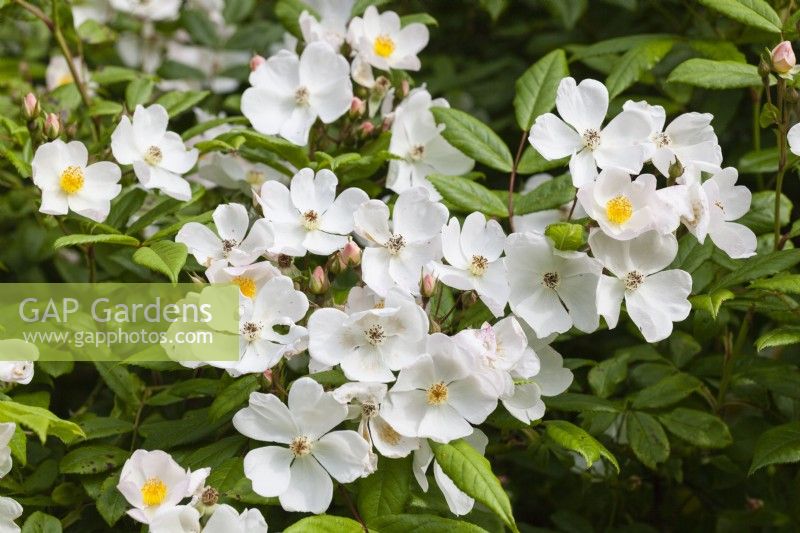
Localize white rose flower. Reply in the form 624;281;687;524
381;333;498;443
299;0;355;49
256;168;368;257
387;89;474;198
505;232;602;338
528;77;650;188
233;377;371;514
308;288;428;382
45;55;94;93
205;261;281;300
0;361;34;385
116;449;210;524
0;496;22;533
354;187;449;296
241;42;352;146
111;104;199;201
577;168;677;240
590;230;692;342
148;505;201;533
176;203;274;268
624;100;722;178
347;6;429;71
333;382;420;472
431;212;509;317
31;140;121;223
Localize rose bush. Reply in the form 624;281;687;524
0;0;800;531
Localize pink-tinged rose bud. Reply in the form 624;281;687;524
341;240;361;267
420;273;437;298
43;113;60;139
358;121;375;136
309;266;329;294
250;54;266;71
22;93;39;119
772;41;796;73
349;97;366;118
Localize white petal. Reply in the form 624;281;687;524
313;430;370;483
213;203;250;243
708;220;757;259
243;446;293;497
279;456;333;514
528;113;582;160
233;391;299;444
555;77;607;132
320;187;369;234
569;148;598;188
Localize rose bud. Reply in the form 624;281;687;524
309;265;329;294
420;273;437;298
22;93;39;119
771;41;796;74
358;121;375;137
249;54;266;71
43;113;60;139
349;97;366;118
341;240;361;267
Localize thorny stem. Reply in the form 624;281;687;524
507;130;528;231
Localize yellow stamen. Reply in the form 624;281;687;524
426;381;449;406
140;477;167;507
56;73;73;87
59;165;85;195
232;276;256;299
373;35;395;58
605;195;633;225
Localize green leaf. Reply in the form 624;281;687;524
53;234;139;249
710;249;800;291
429;439;518;532
0;401;84;444
89;99;123;117
668;59;766;89
514;172;575;214
750;274;800;294
209;375;260;420
145;211;214;242
400;13;438;26
749;421;800;474
545;420;620;472
689;289;735;319
59;445;128;474
94;362;143;407
106;188;148;229
74;416;134;441
697;0;781;33
626;412;670;469
631;373;702;409
92;66;142;84
76;19;115;44
658;408;732;449
431;107;513;172
132;241;188;283
427;174;508;218
284;515;365;533
96;472;127;527
370;514;489;533
155;90;209;117
274;0;310;38
516;146;568;175
126;189;204;235
358;456;412;524
223;0;255;23
755;326;800;351
738;191;793;234
21;511;62;533
224;130;310;169
606;38;675;98
588;356;627;398
125;78;154;110
541;0;587;30
514;49;568;130
545;222;586;251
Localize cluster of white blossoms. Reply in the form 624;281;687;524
23;2;765;526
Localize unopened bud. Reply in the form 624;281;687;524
349;97;366;118
358;121;375;137
373;76;391;96
341;240;361;267
43;113;60;139
420;273;437;298
309;265;329;294
262;369;273;386
250;54;266;71
771;41;796;74
200;487;219;507
758;57;771;79
400;79;410;97
22;93;39;119
668;157;684;181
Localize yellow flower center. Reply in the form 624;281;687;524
373;35;395;58
426;381;449;406
56;73;74;87
140;477;167;507
605;195;633;225
245;170;265;185
59;165;85;195
290;435;312;457
144;146;163;166
232;276;256;299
